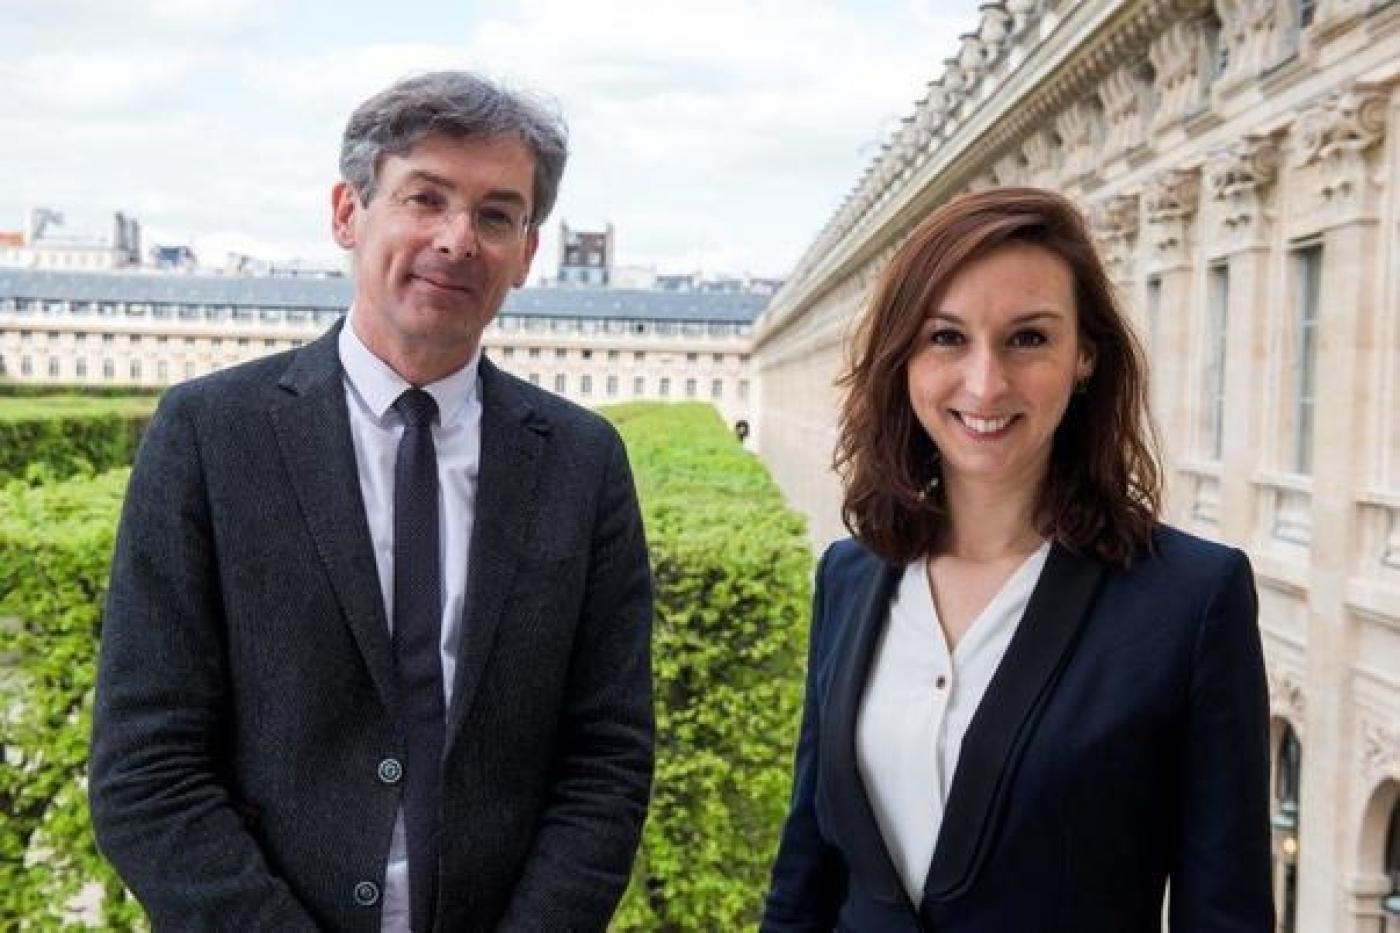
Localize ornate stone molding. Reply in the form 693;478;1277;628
1145;167;1202;266
1149;17;1210;129
1360;716;1400;786
1056;99;1105;182
1216;0;1297;88
1288;87;1388;228
1206;133;1281;249
1088;193;1140;281
1021;130;1060;187
1291;87;1388;167
1099;62;1153;159
1268;668;1307;736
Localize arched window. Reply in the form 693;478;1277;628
1384;799;1400;924
1272;724;1301;933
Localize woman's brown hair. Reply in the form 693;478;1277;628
835;186;1160;567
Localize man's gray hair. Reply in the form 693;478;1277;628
339;71;569;226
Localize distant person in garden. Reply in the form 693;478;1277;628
90;71;653;932
761;187;1273;931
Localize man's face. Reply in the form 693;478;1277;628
331;133;539;372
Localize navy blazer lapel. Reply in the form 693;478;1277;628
445;357;548;751
270;320;399;719
820;557;912;908
922;543;1105;904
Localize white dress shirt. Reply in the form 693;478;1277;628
338;316;482;933
856;541;1050;905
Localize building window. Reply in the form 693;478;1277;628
686;352;698;362
685;378;696;398
130;359;142;381
75;358;87;379
1272;724;1301;933
157;360;168;381
555;348;567;360
606;375;617;397
48;356;60;378
634;351;645;362
1145;276;1162;357
581;349;592;360
580;374;592;395
103;358;115;380
633;376;644;395
554;373;566;393
659;377;670;398
738;379;750;401
502;347;515;359
711;379;723;400
529;347;541;359
608;350;619;361
184;361;195;379
1201;263;1229;460
1289;243;1321;475
713;353;725;364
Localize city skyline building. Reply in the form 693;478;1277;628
0;268;762;430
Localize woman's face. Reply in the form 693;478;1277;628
905;242;1094;498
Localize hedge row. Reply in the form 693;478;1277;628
0;398;155;484
606;403;812;931
0;384;162;399
0;402;812;930
0;469;143;928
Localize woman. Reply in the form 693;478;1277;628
762;188;1272;932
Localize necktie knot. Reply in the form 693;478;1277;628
395;388;438;428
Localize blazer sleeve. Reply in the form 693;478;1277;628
89;392;319;931
496;426;655;932
762;545;847;932
1169;549;1275;932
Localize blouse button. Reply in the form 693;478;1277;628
935;674;948;691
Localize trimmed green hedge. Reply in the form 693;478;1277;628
0;398;155;484
0;385;162;399
607;403;812;931
1;401;811;930
0;469;143;928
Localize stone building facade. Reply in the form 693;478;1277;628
751;0;1400;928
0;269;760;429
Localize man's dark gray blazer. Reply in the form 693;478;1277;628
90;321;654;931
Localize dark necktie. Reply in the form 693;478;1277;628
392;388;444;933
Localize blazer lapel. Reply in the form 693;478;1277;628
270;320;399;719
820;558;912;908
922;543;1105;904
445;358;548;752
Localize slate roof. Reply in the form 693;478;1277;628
0;269;765;323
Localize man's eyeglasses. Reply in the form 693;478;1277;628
391;189;531;245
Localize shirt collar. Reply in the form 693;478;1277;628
338;307;480;428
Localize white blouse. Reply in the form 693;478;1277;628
855;542;1050;905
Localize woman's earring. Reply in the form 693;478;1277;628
917;452;942;502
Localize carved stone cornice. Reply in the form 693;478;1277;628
1287;86;1389;229
1268;669;1307;736
1149;16;1210;129
1056;99;1104;181
1206;133;1282;250
1291;87;1388;168
1360;716;1400;786
1099;62;1153;159
1088;193;1140;280
1144;168;1201;267
1146;167;1202;223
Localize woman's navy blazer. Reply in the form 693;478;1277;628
763;525;1274;932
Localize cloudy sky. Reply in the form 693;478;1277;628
2;0;980;280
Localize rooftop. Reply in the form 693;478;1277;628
0;269;767;323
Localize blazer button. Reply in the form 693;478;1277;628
377;758;403;785
353;880;380;907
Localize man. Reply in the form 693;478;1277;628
90;72;654;932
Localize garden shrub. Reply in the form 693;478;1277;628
0;469;144;929
606;403;812;931
0;398;155;484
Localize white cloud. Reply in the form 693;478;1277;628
7;51;198;111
